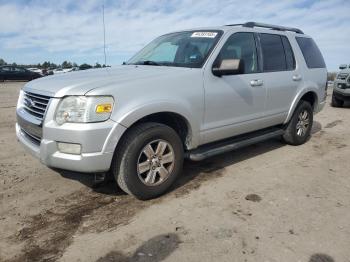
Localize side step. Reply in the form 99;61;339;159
187;127;285;161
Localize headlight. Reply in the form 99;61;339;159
55;96;114;125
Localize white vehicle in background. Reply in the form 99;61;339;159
27;68;43;75
53;68;73;74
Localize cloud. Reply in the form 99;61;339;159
0;0;349;70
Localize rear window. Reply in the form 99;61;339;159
260;33;290;72
296;37;326;69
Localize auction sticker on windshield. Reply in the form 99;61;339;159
191;32;218;38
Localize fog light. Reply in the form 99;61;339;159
57;142;82;155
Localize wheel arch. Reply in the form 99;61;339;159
113;101;199;150
126;111;193;149
284;89;319;124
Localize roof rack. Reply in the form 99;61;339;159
226;22;304;34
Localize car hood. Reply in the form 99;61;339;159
23;65;194;97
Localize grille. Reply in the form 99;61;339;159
23;91;51;120
337;73;348;80
20;128;41;146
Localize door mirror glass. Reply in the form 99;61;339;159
339;64;347;70
212;59;244;76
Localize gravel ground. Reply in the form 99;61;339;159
0;81;350;262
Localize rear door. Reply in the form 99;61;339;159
13;67;28;80
257;33;300;124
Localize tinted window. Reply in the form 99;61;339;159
281;36;295;70
1;66;12;72
14;67;25;72
296;37;325;68
260;34;286;72
218;32;258;74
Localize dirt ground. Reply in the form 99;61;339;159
0;81;350;262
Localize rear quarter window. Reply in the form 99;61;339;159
296;37;326;69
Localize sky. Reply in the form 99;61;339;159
0;0;349;71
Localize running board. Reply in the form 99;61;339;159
187;127;285;161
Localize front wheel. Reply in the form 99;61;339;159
282;101;313;145
112;122;184;200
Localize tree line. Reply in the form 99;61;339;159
0;58;108;70
0;58;338;80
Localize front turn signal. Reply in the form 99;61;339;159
95;104;112;113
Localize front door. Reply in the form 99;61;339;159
202;32;267;144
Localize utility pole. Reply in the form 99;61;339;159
102;4;107;66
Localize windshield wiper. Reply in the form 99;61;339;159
134;60;161;66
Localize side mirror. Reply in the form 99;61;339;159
212;59;244;77
339;64;347;70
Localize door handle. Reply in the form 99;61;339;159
250;79;264;87
292;74;302;81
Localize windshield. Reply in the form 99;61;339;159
127;30;223;68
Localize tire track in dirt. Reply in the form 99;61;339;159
7;189;148;262
5;160;227;262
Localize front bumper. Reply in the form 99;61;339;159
16;121;126;173
333;89;350;101
333;80;350;101
16;95;127;173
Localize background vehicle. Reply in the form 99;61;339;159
27;68;43;74
0;65;42;81
16;22;327;199
332;64;350;107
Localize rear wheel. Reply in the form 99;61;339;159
112;122;184;200
331;93;344;107
282;101;313;145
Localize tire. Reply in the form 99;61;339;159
282;101;313;145
331;93;344;107
112;122;184;200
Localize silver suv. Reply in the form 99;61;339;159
332;64;350;107
16;22;327;199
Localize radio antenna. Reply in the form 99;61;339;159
102;4;107;66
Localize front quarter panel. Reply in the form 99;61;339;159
86;68;204;149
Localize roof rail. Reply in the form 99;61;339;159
225;23;244;27
243;22;304;34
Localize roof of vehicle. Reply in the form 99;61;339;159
0;65;25;68
171;22;307;37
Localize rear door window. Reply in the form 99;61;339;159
14;67;26;72
296;37;326;68
259;34;287;72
